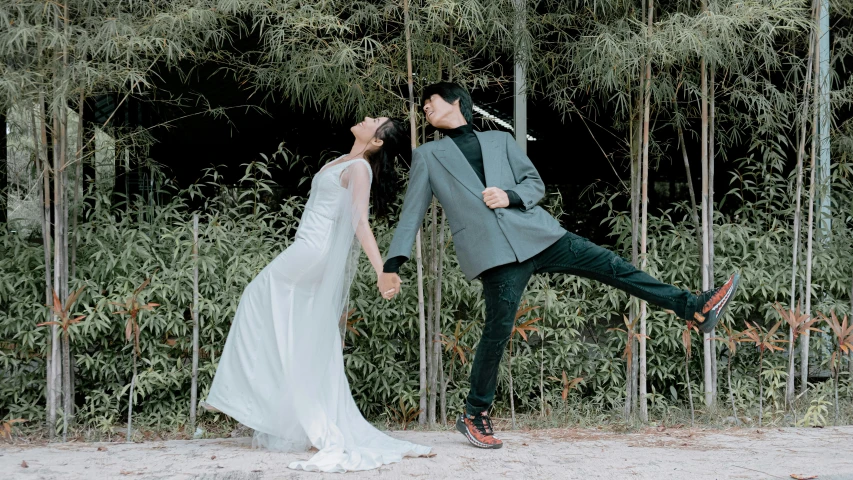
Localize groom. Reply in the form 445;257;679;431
377;82;740;449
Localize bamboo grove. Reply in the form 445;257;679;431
1;0;853;439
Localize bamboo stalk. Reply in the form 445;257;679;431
71;92;83;280
787;0;817;405
540;333;546;417
127;349;136;442
708;65;717;401
700;0;713;408
427;200;437;425
31;100;56;437
60;88;71;441
508;339;516;429
436;210;446;425
800;0;822;394
402;0;426;425
675;122;700;232
624;102;641;420
190;214;200;434
685;349;694;426
638;0;654;423
727;348;739;424
758;348;764;426
51;99;63;440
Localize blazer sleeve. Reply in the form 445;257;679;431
386;147;433;262
504;132;545;211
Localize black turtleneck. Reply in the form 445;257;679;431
442;124;522;207
382;124;522;274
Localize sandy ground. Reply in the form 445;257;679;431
2;426;852;480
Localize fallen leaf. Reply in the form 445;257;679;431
21;461;28;468
790;475;818;480
97;446;108;451
657;425;666;432
522;443;529;446
120;470;133;475
210;455;216;460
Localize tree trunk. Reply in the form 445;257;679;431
190;214;200;434
801;0;822;395
638;0;654;423
700;0;714;409
788;1;817;404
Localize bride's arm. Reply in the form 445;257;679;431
342;163;383;277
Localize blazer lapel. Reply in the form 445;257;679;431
476;131;502;189
433;137;484;199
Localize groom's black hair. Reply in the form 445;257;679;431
421;82;474;125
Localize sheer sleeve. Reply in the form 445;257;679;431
340;161;383;275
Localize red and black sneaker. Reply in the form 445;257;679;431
456;411;503;449
694;272;741;334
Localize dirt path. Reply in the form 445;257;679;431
2;426;851;479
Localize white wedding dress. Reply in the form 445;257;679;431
205;158;431;472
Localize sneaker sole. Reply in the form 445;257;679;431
699;273;740;333
456;417;503;449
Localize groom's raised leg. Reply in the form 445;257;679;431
458;260;533;449
533;232;701;319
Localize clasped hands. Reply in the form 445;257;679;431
377;188;508;300
378;272;401;300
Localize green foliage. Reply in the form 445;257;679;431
2;138;850;428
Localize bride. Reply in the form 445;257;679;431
203;116;431;472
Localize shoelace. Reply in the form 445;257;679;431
473;413;494;436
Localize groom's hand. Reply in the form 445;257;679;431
378;272;401;300
482;187;509;209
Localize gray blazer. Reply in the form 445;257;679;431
386;130;566;280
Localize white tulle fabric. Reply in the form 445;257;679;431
205;158;431;472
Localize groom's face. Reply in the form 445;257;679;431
423;94;461;129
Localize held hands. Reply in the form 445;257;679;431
482;187;509;209
377;272;401;300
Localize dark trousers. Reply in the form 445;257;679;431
465;231;701;416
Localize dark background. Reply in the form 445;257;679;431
122;61;709;246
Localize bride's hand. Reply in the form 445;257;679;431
377;273;401;300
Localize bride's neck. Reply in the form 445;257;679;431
343;140;370;160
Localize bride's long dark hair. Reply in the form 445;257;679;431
363;118;410;219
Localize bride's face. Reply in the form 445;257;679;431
351;116;390;143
